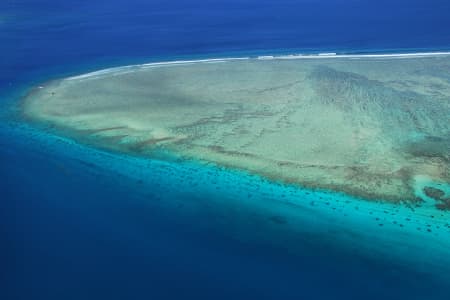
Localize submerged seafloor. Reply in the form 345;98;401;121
13;53;450;288
23;54;450;206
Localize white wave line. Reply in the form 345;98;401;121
265;51;450;60
65;57;250;81
65;51;450;81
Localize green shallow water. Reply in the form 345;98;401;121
23;54;450;205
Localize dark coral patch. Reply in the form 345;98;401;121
423;186;450;211
423;186;445;200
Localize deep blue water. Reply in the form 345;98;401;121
2;1;450;299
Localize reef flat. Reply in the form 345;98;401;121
23;54;450;207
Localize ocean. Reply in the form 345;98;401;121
2;1;450;299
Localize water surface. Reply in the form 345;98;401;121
2;1;450;299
